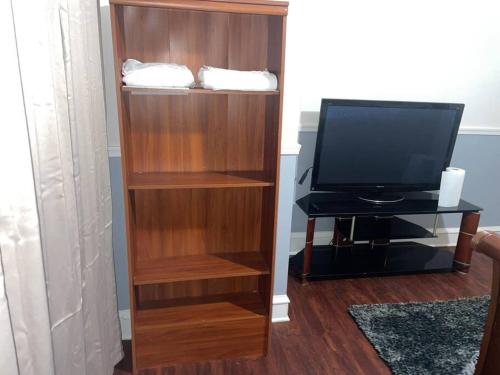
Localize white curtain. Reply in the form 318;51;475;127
0;0;123;374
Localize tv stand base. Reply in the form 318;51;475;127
294;192;482;283
290;242;454;280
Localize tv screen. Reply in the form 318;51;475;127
311;99;464;192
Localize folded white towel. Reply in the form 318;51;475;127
122;59;195;88
198;66;278;91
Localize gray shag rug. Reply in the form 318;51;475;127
349;296;489;375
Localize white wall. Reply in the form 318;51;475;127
289;0;500;133
100;0;500;150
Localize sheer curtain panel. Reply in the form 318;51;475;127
0;0;123;374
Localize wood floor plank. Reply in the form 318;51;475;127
115;250;492;375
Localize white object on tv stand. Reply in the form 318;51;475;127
438;167;466;207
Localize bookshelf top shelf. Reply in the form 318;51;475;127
122;85;280;96
110;0;288;16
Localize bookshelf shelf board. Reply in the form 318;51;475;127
133;252;270;285
128;171;275;190
122;86;279;96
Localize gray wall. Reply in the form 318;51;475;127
110;155;297;310
292;132;500;233
110;158;129;311
274;155;298;296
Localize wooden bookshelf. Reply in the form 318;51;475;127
110;0;287;370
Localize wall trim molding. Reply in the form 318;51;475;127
108;145;121;157
107;125;500;158
457;127;500;135
280;143;301;155
290;226;500;255
299;123;500;136
118;294;291;339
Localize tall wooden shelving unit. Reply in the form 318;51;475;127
109;0;288;370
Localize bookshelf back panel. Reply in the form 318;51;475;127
133;188;263;262
136;276;260;306
127;94;273;173
120;6;279;74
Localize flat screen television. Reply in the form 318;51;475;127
311;99;464;202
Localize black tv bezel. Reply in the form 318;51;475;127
310;99;464;193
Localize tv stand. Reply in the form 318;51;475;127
357;192;405;204
290;192;482;283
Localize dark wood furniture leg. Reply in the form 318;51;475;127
302;217;316;283
454;211;480;273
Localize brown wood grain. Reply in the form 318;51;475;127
110;4;141;367
226;95;267;171
134;252;270;285
135;317;267;368
111;0;287;369
120;7;278;71
454;211;481;272
123;6;171;62
228;14;268;71
260;14;287;354
133;188;264;259
136;276;260;304
115;251;493;375
476;263;500;375
135;292;266;331
128;171;274;190
472;232;500;375
110;0;288;16
126;94;275;174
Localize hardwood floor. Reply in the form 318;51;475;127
114;250;492;375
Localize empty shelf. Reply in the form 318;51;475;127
134;252;270;285
135;292;266;331
128;171;275;190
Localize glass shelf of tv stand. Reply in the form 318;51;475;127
335;216;435;241
296;191;482;218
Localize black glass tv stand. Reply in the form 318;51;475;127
289;191;482;283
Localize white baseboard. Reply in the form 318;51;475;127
119;309;131;340
118;294;291;339
108;145;121;158
290;226;500;255
272;294;291;323
280;144;301;156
